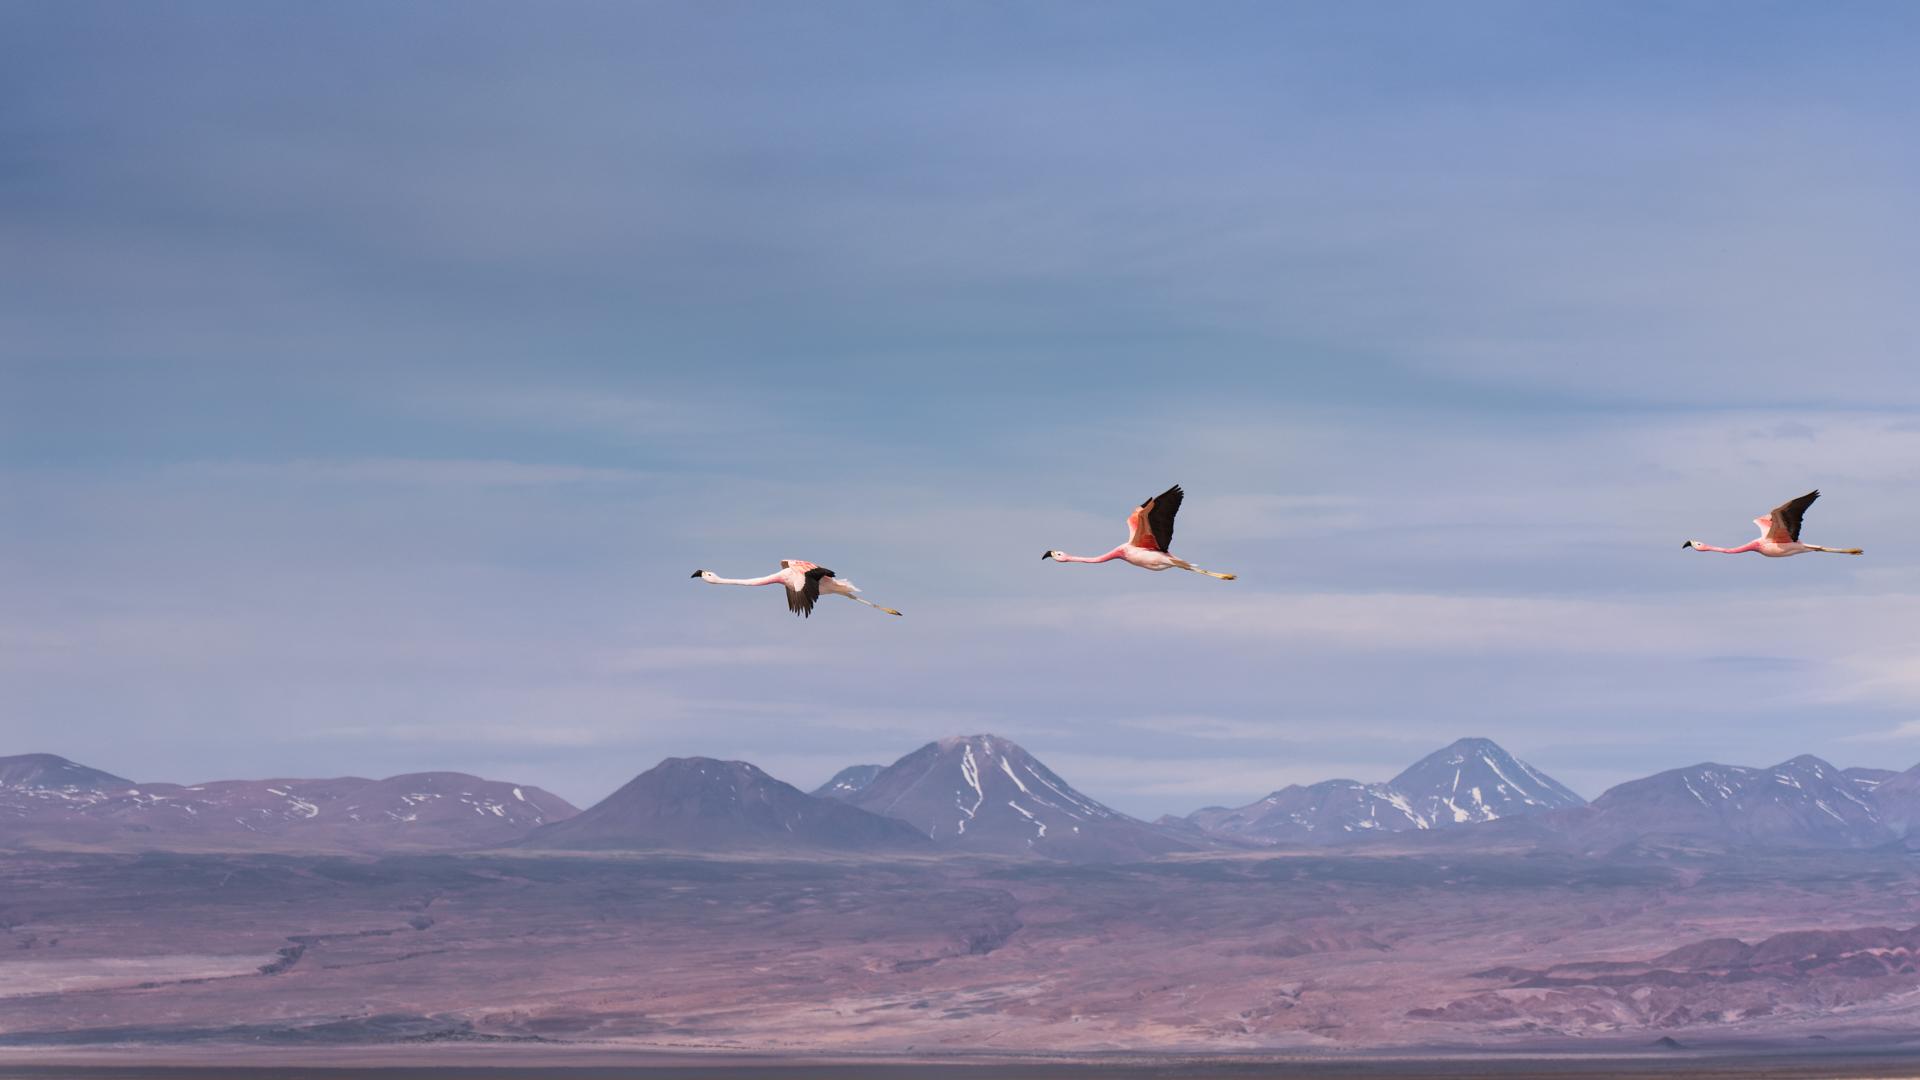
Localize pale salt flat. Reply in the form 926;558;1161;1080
0;953;273;997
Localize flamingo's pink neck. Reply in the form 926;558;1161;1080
702;572;785;586
1054;547;1126;564
1690;540;1761;554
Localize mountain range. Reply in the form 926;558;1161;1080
522;757;929;853
1179;737;1584;845
0;756;577;852
1572;754;1890;851
11;736;1920;860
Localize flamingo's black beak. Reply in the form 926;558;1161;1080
1680;541;1692;549
690;569;705;577
1040;550;1053;560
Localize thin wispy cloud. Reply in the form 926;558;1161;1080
177;458;653;487
1841;721;1920;744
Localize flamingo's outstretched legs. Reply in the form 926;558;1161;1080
1807;546;1865;555
846;595;904;616
1173;559;1236;580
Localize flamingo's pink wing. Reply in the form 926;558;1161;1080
1132;484;1183;553
1129;486;1185;552
1126;505;1158;550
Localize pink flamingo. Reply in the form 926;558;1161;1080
1042;484;1236;579
1683;490;1863;558
690;560;903;617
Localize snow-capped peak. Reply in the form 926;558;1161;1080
1387;737;1586;826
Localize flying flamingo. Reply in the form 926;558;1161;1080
1042;484;1237;579
1683;490;1863;558
690;561;903;617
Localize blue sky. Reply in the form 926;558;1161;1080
5;3;1920;816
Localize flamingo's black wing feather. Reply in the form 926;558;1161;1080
1773;490;1820;543
787;567;835;618
1144;484;1184;553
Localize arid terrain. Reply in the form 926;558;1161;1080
6;844;1920;1067
9;738;1920;1070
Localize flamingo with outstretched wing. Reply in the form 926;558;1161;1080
691;560;903;617
1683;490;1862;558
1042;484;1236;580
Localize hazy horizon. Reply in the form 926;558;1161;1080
8;3;1920;819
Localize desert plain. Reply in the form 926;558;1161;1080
7;842;1920;1076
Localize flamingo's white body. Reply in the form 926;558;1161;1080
1042;484;1236;580
691;560;903;617
1683;490;1863;558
